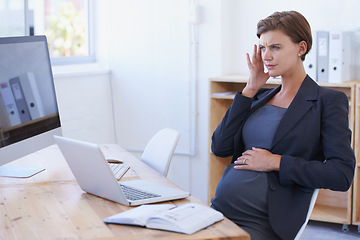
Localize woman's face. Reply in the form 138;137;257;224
259;30;302;78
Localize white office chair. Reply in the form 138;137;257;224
294;188;320;240
141;128;180;177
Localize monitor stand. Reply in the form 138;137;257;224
0;165;45;178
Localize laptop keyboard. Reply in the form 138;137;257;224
120;184;161;201
108;162;130;180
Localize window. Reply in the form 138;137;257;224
0;0;94;65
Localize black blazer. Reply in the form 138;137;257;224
211;75;355;240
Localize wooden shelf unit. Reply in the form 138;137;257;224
208;75;357;225
352;83;360;225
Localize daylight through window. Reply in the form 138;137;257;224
29;0;90;59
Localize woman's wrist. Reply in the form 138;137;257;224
271;154;281;171
242;86;258;98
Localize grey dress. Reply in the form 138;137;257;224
211;105;287;240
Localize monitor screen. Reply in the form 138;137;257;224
0;35;62;173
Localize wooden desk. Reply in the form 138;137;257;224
0;144;249;240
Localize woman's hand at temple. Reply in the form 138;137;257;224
242;44;270;98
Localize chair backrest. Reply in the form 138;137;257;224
141;128;180;177
294;188;319;240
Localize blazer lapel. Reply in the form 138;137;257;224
251;86;281;112
271;76;318;150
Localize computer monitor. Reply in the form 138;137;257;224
0;35;62;177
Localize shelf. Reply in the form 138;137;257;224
210;75;281;84
311;204;350;224
352;83;360;225
210;75;250;83
210;75;358;87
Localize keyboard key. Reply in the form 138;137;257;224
108;162;130;180
120;184;161;201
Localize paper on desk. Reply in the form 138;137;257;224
0;165;45;178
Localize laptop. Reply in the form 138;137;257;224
54;135;190;206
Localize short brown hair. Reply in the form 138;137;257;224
256;11;312;61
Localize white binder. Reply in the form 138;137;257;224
0;92;7;129
328;31;353;83
304;31;317;80
352;30;360;80
0;82;21;127
18;72;45;120
9;76;31;123
316;31;329;82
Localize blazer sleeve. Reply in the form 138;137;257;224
279;90;355;191
211;92;253;157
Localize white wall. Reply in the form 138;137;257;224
54;70;115;144
194;0;223;201
109;0;191;152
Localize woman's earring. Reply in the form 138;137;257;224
298;54;301;57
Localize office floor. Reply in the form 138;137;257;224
301;221;360;239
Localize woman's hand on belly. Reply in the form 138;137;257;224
234;147;281;172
